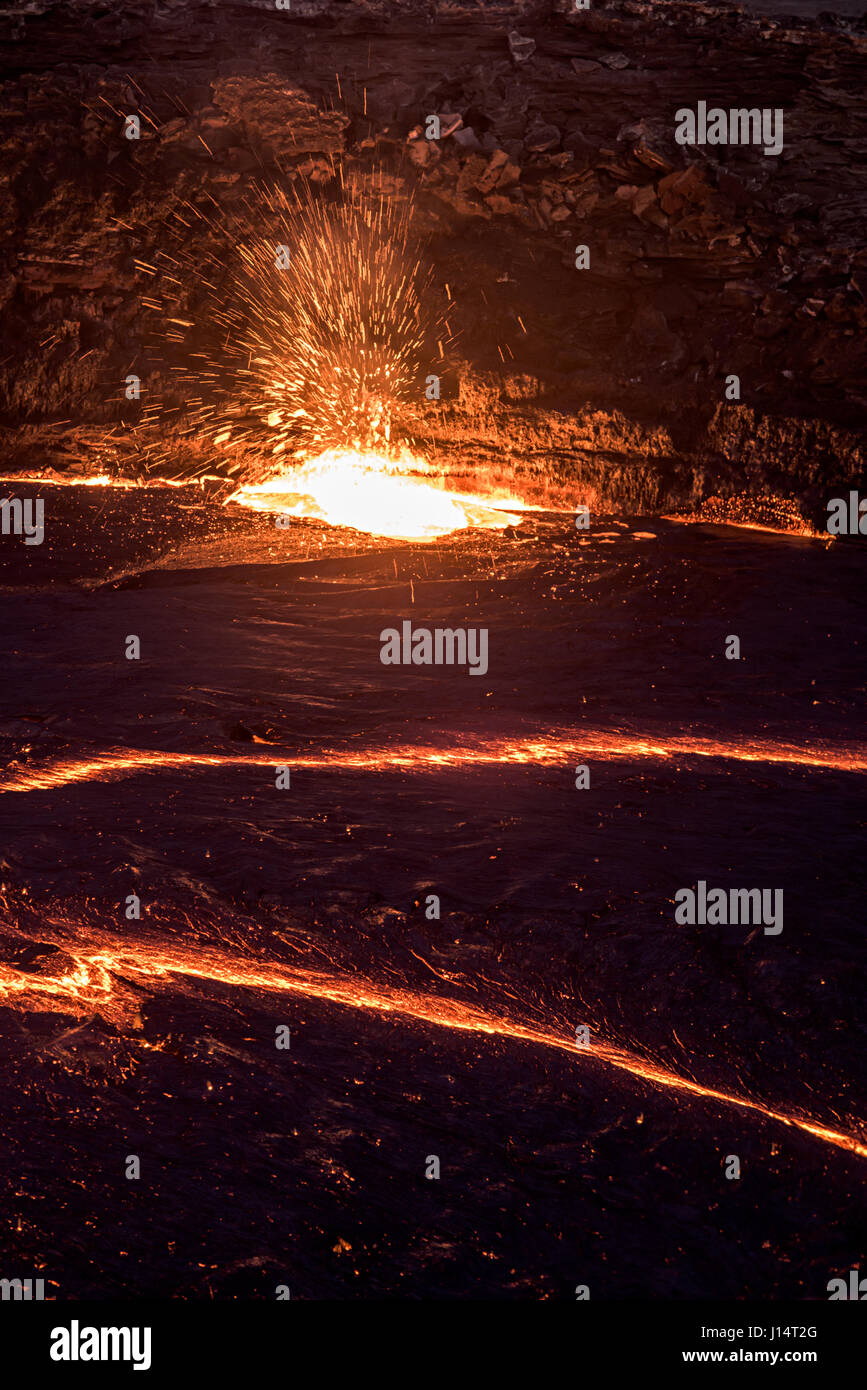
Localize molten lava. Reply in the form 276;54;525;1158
227;447;526;540
5;729;867;798
0;924;863;1162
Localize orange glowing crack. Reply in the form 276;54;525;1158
0;935;863;1161
3;731;866;795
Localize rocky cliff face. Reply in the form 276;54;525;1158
0;0;865;516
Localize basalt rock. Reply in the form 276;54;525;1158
211;75;349;158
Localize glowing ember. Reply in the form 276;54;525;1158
228;447;526;540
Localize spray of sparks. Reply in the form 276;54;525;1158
142;178;440;474
136;180;533;539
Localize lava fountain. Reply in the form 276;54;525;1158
142;178;536;540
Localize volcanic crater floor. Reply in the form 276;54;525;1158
0;486;865;1298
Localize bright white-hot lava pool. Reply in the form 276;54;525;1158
227;447;528;540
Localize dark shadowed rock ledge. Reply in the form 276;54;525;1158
0;0;865;514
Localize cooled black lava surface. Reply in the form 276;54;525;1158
0;488;864;1298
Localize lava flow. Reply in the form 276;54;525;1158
227;446;527;540
3;728;867;796
0;928;863;1162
